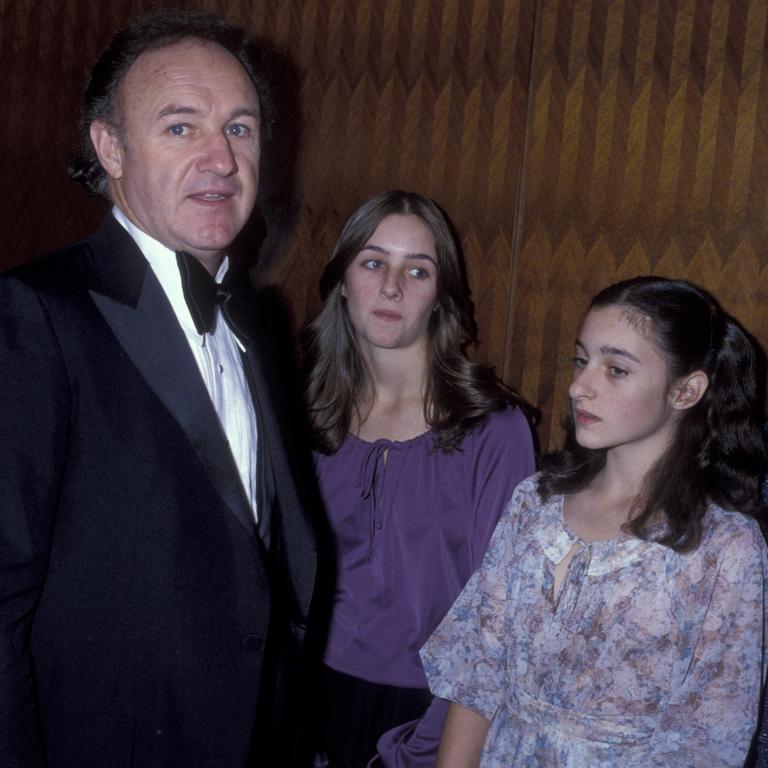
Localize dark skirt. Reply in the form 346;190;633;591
316;664;433;768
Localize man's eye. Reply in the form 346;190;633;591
168;124;188;136
227;124;250;137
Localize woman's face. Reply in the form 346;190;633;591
568;305;682;463
342;214;438;355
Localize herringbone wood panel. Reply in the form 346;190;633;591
2;0;768;450
506;0;768;448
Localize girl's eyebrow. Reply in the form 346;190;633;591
599;345;640;363
358;244;436;265
574;340;641;363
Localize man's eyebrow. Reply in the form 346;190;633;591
155;105;260;121
226;106;260;122
156;105;198;119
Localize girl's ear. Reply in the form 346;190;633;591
670;370;709;411
340;282;347;297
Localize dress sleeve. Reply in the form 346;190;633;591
643;520;768;767
0;277;69;766
465;407;536;569
419;482;527;721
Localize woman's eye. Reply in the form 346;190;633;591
168;124;189;136
608;366;628;378
362;259;383;269
571;356;587;369
408;267;430;279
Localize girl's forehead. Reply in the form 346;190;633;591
579;305;660;356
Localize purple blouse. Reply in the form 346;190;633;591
314;405;535;689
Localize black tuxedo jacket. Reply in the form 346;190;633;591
0;215;317;767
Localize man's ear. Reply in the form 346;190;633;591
89;120;124;180
671;370;709;411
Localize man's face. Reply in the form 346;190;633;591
91;38;261;272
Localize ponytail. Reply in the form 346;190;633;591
699;316;765;513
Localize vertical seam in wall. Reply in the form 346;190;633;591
502;0;543;383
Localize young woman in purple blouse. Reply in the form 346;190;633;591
301;190;535;767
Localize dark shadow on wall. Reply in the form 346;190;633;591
232;42;302;280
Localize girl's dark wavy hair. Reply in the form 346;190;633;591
539;276;766;552
301;190;529;454
68;6;273;199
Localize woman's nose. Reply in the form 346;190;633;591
568;367;594;400
379;271;402;299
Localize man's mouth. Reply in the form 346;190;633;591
190;192;231;202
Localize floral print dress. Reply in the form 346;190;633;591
421;475;768;767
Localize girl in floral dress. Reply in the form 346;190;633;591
422;276;767;767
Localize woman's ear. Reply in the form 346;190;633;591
670;370;709;411
340;282;347;297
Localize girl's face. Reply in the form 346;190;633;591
569;305;682;462
342;214;438;355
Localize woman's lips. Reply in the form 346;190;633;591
574;408;600;426
372;310;402;321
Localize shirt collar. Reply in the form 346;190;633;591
111;206;229;336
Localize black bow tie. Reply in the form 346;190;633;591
176;251;252;346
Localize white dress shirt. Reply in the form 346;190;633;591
112;206;259;521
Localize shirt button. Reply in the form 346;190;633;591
243;634;263;651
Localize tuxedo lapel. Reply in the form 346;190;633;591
240;346;275;547
240;308;318;619
85;215;258;540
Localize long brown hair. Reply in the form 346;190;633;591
539;276;766;552
301;190;527;454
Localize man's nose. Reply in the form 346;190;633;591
198;132;238;176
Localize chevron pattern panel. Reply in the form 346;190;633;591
2;0;768;452
506;0;768;449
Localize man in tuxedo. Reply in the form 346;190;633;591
0;8;316;767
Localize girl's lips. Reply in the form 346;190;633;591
574;409;600;425
372;310;402;321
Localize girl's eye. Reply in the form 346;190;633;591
608;366;628;378
571;356;588;370
168;124;189;136
408;266;430;279
362;259;383;269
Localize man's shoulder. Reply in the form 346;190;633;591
3;214;141;300
7;236;93;286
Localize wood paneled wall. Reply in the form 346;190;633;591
508;0;768;448
2;0;768;450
